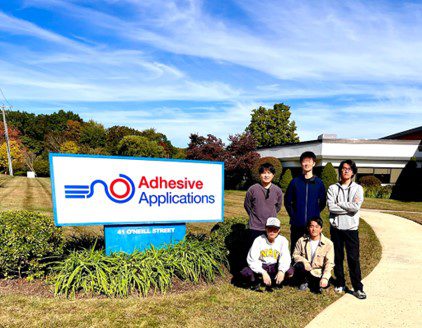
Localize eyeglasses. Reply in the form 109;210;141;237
341;168;352;172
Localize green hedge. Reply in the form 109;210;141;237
0;210;64;278
363;185;392;199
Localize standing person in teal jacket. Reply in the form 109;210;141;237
284;151;326;255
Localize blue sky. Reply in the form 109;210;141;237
0;0;421;147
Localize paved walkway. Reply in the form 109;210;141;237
307;210;422;328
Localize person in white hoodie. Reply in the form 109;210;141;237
327;159;366;300
240;217;290;291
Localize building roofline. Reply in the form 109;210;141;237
381;126;422;139
258;138;419;151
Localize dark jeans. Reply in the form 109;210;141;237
240;263;279;286
330;226;363;291
293;262;328;292
290;225;307;255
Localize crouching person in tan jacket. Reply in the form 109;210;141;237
292;217;334;293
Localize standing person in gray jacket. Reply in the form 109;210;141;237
327;159;366;300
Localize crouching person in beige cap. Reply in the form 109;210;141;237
292;217;334;293
240;217;291;292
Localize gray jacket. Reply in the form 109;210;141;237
327;182;364;230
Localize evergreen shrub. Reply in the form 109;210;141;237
279;169;293;193
359;175;381;187
392;159;422;201
321;162;338;190
0;210;64;278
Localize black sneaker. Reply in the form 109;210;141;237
353;290;367;299
265;286;274;293
250;284;262;292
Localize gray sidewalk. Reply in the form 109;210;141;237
306;210;422;328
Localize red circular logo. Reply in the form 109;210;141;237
109;178;131;199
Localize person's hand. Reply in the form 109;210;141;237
320;278;328;288
276;271;285;285
262;271;272;286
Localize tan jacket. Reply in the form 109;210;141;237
293;233;334;280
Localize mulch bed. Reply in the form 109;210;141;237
0;278;54;298
0;271;231;299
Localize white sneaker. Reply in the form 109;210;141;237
334;286;345;293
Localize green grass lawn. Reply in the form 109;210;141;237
0;178;397;327
383;212;422;225
362;198;422;212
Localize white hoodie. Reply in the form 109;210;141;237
327;181;364;230
247;234;291;274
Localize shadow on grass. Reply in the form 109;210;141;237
211;221;250;286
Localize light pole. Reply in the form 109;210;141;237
1;104;13;176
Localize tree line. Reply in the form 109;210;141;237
1;103;301;189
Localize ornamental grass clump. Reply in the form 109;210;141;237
52;236;227;298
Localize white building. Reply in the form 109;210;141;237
257;128;422;184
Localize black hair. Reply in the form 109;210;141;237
300;151;316;163
259;163;276;175
307;217;323;228
338;159;358;178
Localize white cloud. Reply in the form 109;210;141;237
76;101;259;147
0;10;239;102
1;1;421;146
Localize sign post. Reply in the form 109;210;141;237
49;153;224;254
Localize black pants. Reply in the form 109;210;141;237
330;227;363;291
240;263;279;286
293;262;327;292
290;225;307;255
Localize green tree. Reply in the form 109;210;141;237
321;162;338;190
80;120;106;149
140;128;177;158
173;147;187;159
33;156;50;177
117;135;166;158
106;125;142;155
64;120;81;142
60;141;79;154
246;103;299;147
280;169;293;192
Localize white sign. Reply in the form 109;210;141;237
27;171;36;178
50;153;224;226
